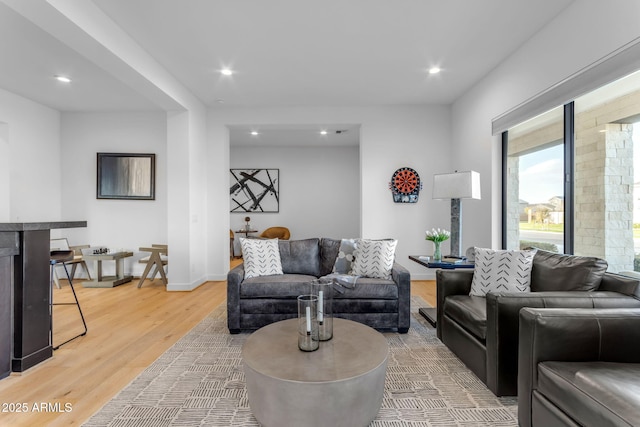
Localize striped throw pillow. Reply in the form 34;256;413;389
240;238;283;278
350;239;397;279
469;248;535;296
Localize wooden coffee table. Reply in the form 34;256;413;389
242;318;389;427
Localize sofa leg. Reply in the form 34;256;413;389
229;328;241;334
398;327;409;334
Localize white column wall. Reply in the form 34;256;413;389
187;107;208;288
166;111;190;287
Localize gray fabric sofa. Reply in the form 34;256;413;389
227;237;411;334
518;307;640;427
436;250;640;396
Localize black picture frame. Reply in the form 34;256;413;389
97;153;156;200
230;168;279;212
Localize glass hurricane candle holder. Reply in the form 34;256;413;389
297;295;319;351
312;278;333;341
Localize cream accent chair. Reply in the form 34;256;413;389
137;244;168;287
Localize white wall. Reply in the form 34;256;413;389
0;87;61;222
230;145;360;242
209;105;451;280
60;112;167;276
452;0;640;249
0;122;8;221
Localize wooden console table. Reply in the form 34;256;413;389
0;221;87;376
83;251;133;288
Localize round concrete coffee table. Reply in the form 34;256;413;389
242;318;389;427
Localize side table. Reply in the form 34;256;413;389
83;251;133;288
234;229;258;237
409;255;474;327
233;229;258;257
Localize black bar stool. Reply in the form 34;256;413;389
50;250;87;349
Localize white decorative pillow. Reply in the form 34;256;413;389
240;238;283;278
469;248;535;296
332;238;358;274
350;239;397;279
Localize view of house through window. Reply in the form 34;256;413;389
505;106;564;253
505;70;640;273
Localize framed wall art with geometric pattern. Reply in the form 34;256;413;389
229;168;280;213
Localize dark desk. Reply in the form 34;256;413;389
408;255;475;327
0;221;87;377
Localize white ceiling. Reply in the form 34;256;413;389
229;124;360;147
0;1;576;147
0;2;161;111
0;0;574;113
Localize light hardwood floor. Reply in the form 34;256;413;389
0;273;434;427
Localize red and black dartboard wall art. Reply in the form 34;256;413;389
389;167;422;203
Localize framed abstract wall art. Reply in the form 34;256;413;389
97;153;156;200
230;168;279;212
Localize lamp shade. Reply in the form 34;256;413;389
432;171;481;200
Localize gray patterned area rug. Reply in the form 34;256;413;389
84;297;517;426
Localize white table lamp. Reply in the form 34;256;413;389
432;171;481;257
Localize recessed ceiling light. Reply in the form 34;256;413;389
54;75;72;83
428;67;441;75
221;68;233;76
320;130;328;135
250;131;259;136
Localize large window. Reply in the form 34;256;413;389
504;70;640;273
505;107;564;252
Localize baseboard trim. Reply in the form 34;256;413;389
166;277;207;291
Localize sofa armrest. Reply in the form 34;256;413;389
392;262;411;332
436;269;474;339
517;307;640;427
484;290;640;396
227;263;245;333
599;271;640;299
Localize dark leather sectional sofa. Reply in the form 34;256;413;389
227;237;411;333
436;250;640;396
518;307;640;427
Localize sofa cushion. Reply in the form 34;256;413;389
538;361;640;427
240;238;283;278
333;238;358;274
320;238;341;276
278;238;321;276
443;295;487;340
327;276;399;299
469;248;535;296
350;239;397;279
240;273;316;298
531;250;608;292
